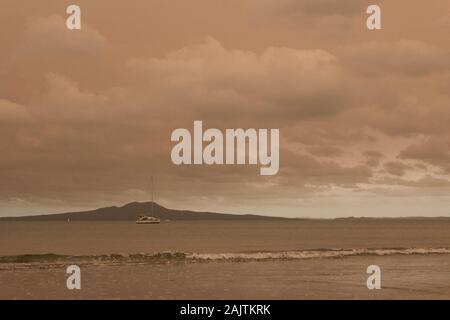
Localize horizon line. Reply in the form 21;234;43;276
1;200;450;220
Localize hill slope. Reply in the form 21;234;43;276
0;202;285;221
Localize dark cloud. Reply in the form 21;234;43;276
338;40;450;77
383;161;410;176
254;0;372;18
399;137;450;173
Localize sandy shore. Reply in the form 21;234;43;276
2;254;450;300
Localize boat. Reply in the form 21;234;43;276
135;176;160;225
136;215;160;224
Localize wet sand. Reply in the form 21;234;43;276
1;254;450;299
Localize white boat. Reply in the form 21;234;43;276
136;215;160;224
135;176;160;225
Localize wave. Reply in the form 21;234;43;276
1;248;450;265
189;248;450;261
0;252;187;264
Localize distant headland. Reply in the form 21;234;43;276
0;202;287;221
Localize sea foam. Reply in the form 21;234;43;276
1;247;450;268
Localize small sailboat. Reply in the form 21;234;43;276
136;215;160;224
136;176;160;225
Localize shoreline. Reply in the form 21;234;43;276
1;246;450;266
2;254;450;299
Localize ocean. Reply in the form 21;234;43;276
1;219;450;299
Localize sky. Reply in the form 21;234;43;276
1;0;450;218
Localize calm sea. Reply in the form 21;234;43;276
1;219;449;256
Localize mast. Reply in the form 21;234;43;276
151;176;154;216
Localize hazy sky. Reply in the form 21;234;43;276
1;0;450;217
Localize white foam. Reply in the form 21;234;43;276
186;248;450;261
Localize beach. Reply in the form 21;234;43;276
1;220;450;299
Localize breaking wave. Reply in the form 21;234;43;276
188;248;450;261
1;248;450;266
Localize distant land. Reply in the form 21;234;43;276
0;202;288;221
1;202;450;221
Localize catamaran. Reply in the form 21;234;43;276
136;176;161;224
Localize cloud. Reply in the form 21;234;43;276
253;0;371;19
2;35;449;215
307;146;342;158
0;99;31;124
281;150;373;187
383;161;410;176
128;37;351;121
399;136;450;173
1;15;113;103
372;175;450;191
339;40;450;77
18;15;108;57
2;4;450;217
363;150;383;167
